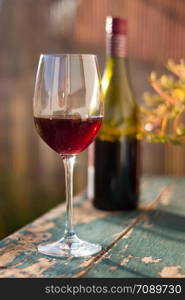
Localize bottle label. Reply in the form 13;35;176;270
106;34;127;57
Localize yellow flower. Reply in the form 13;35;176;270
172;89;185;100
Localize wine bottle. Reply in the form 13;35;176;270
94;16;140;210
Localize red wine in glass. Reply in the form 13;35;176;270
34;115;102;155
34;54;103;258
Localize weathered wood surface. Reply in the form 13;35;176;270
0;176;184;278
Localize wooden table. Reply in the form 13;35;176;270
0;176;185;278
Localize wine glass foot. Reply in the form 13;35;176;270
38;234;102;258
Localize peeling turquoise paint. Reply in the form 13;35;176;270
0;176;182;278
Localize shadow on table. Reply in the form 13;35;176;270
139;208;185;243
98;207;185;244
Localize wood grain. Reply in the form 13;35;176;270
0;176;179;278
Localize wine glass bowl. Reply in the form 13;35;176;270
34;115;102;156
33;54;103;257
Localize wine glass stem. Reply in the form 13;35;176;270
62;155;76;238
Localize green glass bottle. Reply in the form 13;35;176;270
94;16;140;210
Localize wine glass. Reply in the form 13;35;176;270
33;54;103;257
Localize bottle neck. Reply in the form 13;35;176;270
106;33;127;58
